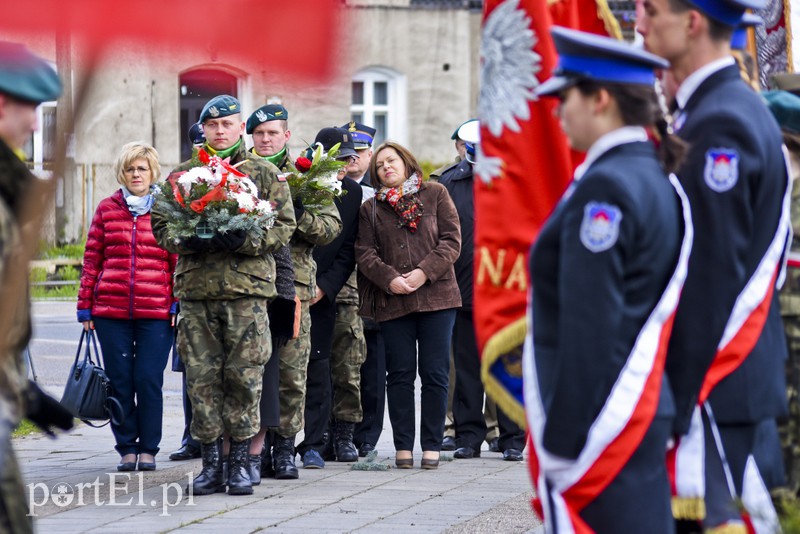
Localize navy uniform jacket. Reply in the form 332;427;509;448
439;160;474;309
667;64;789;434
530;139;683;459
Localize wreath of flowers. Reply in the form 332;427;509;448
154;149;276;241
286;142;347;213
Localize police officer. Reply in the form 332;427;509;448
639;1;789;529
0;41;74;531
246;106;343;478
337;121;386;457
441;120;525;463
297;127;362;466
429;119;470;182
763;86;800;497
525;27;691;532
151;94;296;496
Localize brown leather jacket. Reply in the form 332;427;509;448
355;181;461;322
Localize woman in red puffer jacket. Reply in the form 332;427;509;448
77;141;177;473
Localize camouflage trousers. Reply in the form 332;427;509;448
781;320;800;493
278;299;311;437
178;297;271;443
331;303;366;423
0;442;32;534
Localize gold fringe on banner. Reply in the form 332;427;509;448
671;496;707;521
785;0;794;72
481;317;528;430
596;0;622;40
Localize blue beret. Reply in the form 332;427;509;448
246;104;289;134
731;13;762;49
199;95;241;124
684;0;764;26
341;121;376;149
536;27;668;97
0;41;61;104
763;90;800;134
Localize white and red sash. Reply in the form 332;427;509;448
523;175;694;533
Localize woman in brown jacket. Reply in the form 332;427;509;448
355;141;461;469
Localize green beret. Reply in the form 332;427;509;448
763;90;800;134
199;95;241;124
246;104;288;134
0;41;61;104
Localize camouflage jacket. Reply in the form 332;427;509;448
0;140;33;425
781;149;800;316
273;149;343;301
151;140;296;300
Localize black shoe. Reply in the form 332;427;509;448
137;460;156;471
261;446;275;479
273;435;299;480
191;438;226;495
333;420;358;462
169;444;201;461
441;436;456;451
503;448;523;462
488;438;500;453
321;430;336;462
453;446;480;459
227;439;253;495
358;443;376;457
117;462;137;472
247;454;261;486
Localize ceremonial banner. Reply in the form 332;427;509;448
475;0;620;429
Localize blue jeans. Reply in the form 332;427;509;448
93;318;173;456
380;309;455;452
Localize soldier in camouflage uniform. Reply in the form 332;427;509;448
246;106;343;478
0;42;73;532
152;95;296;496
764;87;800;496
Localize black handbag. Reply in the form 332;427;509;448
60;329;123;427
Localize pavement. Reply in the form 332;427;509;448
14;302;541;533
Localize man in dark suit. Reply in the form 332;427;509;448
296;127;363;466
639;0;789;529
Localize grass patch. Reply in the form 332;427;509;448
29;242;84;299
12;419;38;438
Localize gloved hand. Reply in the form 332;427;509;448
24;381;74;437
182;236;212;253
293;196;304;220
211;230;247;251
269;297;297;350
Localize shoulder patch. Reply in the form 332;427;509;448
580;202;622;253
276;173;287;182
703;148;739;192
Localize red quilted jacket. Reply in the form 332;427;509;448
78;190;177;320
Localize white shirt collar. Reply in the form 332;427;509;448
574;126;649;181
675;56;735;111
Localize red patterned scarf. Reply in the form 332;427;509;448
376;173;424;232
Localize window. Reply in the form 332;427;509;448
178;68;239;161
350;67;407;147
28;102;57;175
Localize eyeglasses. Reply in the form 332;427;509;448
124;166;150;174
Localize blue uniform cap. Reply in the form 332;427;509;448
246;104;289;134
684;0;764;27
763;90;800;134
731;13;762;50
188;123;205;145
198;94;241;124
341;121;376;150
0;41;61;104
536;27;669;97
314;127;357;159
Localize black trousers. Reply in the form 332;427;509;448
353;323;386;448
297;298;338;456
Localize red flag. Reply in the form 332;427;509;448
3;0;341;81
475;0;620;430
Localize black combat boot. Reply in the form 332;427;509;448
247;454;261;486
273;435;299;479
227;439;253;495
191;438;226;495
321;429;335;462
333;420;358;462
